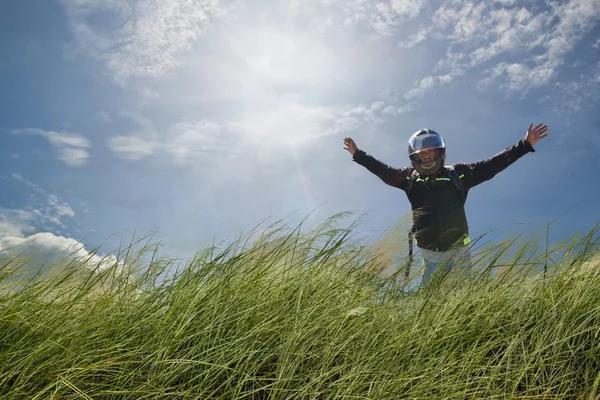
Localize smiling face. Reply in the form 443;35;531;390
417;149;437;163
410;147;445;174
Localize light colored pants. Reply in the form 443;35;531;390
420;246;472;286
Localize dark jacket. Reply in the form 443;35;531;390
352;139;536;252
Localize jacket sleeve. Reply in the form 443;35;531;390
454;139;535;189
352;149;412;190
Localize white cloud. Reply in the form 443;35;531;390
292;0;425;36
61;0;229;83
11;128;91;167
48;196;75;218
0;209;36;238
1;233;102;265
404;76;435;100
370;101;385;111
107;102;382;164
398;26;431;48
381;104;414;116
0;176;122;286
479;62;554;93
8;174;76;230
395;0;600;100
151;120;243;164
0;232;124;288
0;204;133;296
107;135;157;160
106;118;236;163
56;147;91;167
403;72;459;100
547;61;600;134
381;105;399;115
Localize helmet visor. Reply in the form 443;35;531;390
409;148;444;163
408;132;445;155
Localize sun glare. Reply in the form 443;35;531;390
228;26;337;89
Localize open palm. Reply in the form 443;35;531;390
525;123;549;146
343;137;358;155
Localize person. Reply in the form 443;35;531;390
343;123;549;286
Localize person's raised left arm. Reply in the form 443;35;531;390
454;123;549;189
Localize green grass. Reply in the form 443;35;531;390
1;214;600;399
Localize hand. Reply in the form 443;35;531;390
525;123;549;147
343;137;358;156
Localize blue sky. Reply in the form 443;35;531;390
1;0;599;270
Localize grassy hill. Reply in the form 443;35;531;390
1;215;600;399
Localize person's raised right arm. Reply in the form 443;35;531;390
344;137;411;189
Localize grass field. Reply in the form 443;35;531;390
1;214;600;399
